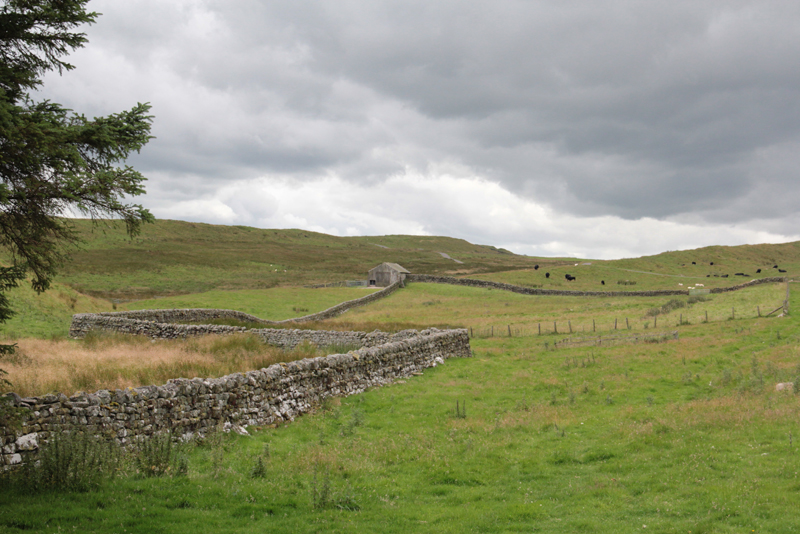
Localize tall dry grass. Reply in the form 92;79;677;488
1;332;324;398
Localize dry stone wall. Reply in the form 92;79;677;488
1;328;470;468
708;277;786;293
407;274;786;297
69;281;402;340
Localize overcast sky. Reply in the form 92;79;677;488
39;0;800;259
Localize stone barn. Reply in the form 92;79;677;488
368;263;409;287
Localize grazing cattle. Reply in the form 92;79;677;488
601;280;605;285
710;262;714;265
779;269;787;273
534;264;539;270
721;274;729;278
756;269;762;273
692;261;696;265
735;272;745;276
565;274;576;281
774;265;778;268
545;272;550;278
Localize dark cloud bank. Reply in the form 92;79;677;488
39;1;800;257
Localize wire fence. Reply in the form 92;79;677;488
467;302;787;341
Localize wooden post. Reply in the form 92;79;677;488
554;321;558;334
491;325;494;337
654;316;657;328
680;313;682;325
569;320;572;333
732;307;735;320
626;317;629;329
757;306;761;317
614;318;617;330
705;310;708;322
508;324;511;337
470;327;473;338
593;319;596;332
538;323;541;335
785;280;791;315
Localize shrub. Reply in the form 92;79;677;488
661;299;686;313
134;432;188;478
11;431;120;493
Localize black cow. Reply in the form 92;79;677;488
601;280;605;285
756;269;762;273
774;265;778;268
692;261;696;265
534;264;539;270
721;274;729;278
565;274;576;281
545;272;550;278
710;262;714;265
779;269;787;273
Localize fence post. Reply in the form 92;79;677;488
569;320;572;333
757;306;761;317
654;316;657;328
705;310;708;322
554;321;558;334
626;317;629;329
785;280;791;315
732;307;735;320
470;327;473;338
538;323;541;335
508;324;511;337
614;318;617;330
491;325;494;337
593;319;596;332
680;313;682;325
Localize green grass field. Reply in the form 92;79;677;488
2;223;800;532
2;285;799;532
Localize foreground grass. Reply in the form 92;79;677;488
3;299;800;532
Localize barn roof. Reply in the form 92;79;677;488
371;262;409;273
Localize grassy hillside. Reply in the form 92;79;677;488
47;219;545;299
38;219;800;301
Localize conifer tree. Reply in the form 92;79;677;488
0;0;154;378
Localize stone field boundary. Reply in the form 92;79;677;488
1;328;470;468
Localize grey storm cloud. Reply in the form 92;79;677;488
41;0;800;238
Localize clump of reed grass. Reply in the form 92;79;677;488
1;333;349;398
8;431;121;494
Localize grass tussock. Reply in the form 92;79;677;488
1;332;332;398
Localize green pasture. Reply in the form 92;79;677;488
4;226;800;532
332;281;788;337
0;281;112;340
3;290;800;532
470;260;793;293
122;287;381;322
